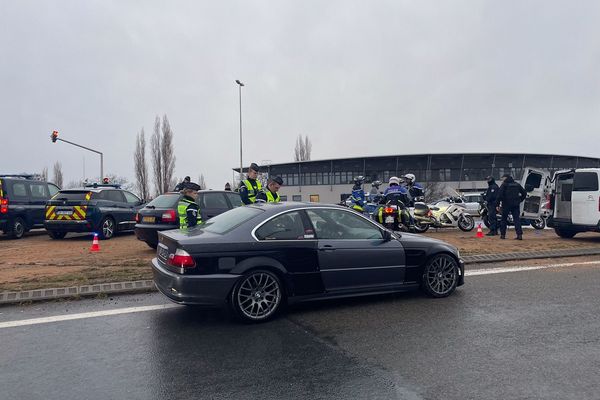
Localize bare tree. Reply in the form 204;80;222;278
422;181;448;203
161;115;176;193
198;174;206;190
134;128;150;200
40;167;48;182
52;162;63;188
294;134;312;161
150;116;163;195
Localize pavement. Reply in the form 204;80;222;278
2;258;600;400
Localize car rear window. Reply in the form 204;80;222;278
201;206;263;234
146;194;181;208
573;172;599;191
52;191;93;201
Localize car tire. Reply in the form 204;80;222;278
146;242;158;249
458;215;475;232
230;269;284;323
531;218;546;230
555;228;576;239
421;254;459;298
48;231;67;240
7;217;26;239
99;217;116;240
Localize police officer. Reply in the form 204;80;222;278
349;176;366;212
484;176;500;236
256;176;284;203
174;176;191;192
239;163;262;205
224;182;232;191
403;173;425;206
496;174;527;240
178;182;202;230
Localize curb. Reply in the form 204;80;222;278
1;248;599;306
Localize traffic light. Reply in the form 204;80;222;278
50;131;59;143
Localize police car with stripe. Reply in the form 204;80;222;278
44;184;146;239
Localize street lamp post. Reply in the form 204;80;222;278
235;79;244;183
50;130;104;179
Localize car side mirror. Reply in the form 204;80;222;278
382;229;393;242
525;184;534;192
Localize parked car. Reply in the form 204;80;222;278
152;202;464;322
135;190;242;248
0;175;60;239
44;184;145;239
548;168;600;238
459;192;484;216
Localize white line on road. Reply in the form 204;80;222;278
465;260;600;276
0;304;180;329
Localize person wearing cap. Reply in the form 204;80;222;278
174;176;191;192
178;181;202;230
239;163;262;205
484;176;500;236
256;176;283;203
224;182;232;191
496;174;527;240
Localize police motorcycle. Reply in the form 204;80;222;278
346;176;368;213
412;196;475;233
364;180;383;216
479;200;546;230
373;177;416;232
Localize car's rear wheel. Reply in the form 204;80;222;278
555;228;577;239
531;218;546;230
48;231;67;240
422;254;459;298
99;217;115;240
230;269;283;323
7;217;26;239
146;241;158;249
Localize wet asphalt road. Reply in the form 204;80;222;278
2;261;600;400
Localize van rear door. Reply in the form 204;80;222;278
520;167;550;219
571;170;600;226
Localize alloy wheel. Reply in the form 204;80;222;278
236;271;282;321
424;255;458;297
102;218;114;239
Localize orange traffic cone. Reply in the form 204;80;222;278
476;223;484;238
90;233;100;252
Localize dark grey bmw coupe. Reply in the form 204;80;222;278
152;202;464;322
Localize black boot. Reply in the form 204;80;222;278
515;235;523;240
486;231;497;236
500;234;506;239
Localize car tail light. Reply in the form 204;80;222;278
161;210;177;223
0;198;8;214
384;207;394;214
168;248;195;268
135;213;140;223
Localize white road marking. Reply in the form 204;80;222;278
0;304;179;329
465;260;600;276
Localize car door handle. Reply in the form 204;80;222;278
319;245;336;251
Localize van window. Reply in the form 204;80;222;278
573;172;599;192
11;182;28;198
30;183;49;199
525;173;542;189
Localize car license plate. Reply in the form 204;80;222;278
385;216;394;223
157;244;169;262
56;210;72;215
143;216;156;223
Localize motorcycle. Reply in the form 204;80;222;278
479;201;546;230
411;198;475;233
374;200;414;232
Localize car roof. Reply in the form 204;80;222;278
247;201;346;216
160;190;238;195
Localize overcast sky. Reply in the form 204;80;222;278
2;0;600;190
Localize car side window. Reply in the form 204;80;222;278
123;191;141;204
225;192;242;208
104;190;125;203
48;184;60;197
306;209;383;240
255;211;308;240
10;182;28;199
29;183;49;199
201;193;229;209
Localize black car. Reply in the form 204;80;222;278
135;190;242;249
152;202;464;322
0;175;61;239
44;184;145;239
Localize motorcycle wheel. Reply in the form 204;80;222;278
413;221;429;233
531;218;546;230
458;215;475;232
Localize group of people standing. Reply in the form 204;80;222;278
176;162;285;230
483;174;528;240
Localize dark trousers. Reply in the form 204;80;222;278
487;204;498;232
500;205;522;236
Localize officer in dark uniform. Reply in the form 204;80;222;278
484;176;500;236
239;163;262;205
178;182;202;230
496;174;527;240
256;176;284;203
174;176;191;192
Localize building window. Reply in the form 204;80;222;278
292;195;302;202
280;195;288;201
309;194;320;203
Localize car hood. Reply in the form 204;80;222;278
398;232;458;252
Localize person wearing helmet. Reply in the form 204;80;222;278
349;176;366;212
376;177;413;230
403;173;425;206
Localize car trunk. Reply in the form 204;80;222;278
45;191;94;221
138;194;181;226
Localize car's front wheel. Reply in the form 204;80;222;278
422;254;459;298
99;217;115;240
48;231;67;240
7;217;26;239
230;269;284;323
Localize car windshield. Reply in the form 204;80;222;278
199;206;263;234
146;194;180;208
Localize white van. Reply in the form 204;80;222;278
548;168;600;238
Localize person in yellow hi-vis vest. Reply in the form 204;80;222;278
256;176;284;203
178;182;202;230
239;163;262;205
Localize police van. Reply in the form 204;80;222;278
548;168;600;238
